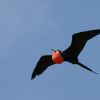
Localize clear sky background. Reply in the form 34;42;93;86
0;0;100;100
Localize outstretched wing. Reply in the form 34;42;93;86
63;29;100;57
31;55;55;79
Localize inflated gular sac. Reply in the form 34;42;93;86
52;51;64;64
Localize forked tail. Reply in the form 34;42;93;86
77;62;98;74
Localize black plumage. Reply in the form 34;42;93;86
31;29;100;79
31;55;54;79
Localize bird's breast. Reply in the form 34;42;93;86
52;51;64;64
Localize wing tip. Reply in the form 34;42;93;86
31;74;36;80
31;76;35;80
92;71;98;74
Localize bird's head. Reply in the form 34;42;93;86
51;49;56;52
51;49;62;52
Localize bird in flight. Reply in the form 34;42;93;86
31;29;100;80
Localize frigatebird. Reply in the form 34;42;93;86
31;29;100;79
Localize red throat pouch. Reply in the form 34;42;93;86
52;51;64;64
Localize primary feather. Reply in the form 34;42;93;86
62;29;100;60
31;55;54;79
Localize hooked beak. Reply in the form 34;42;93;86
51;49;56;52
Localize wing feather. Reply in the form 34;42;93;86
63;29;100;57
31;55;54;79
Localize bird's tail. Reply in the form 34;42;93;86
77;62;98;74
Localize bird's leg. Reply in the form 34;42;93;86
77;62;98;74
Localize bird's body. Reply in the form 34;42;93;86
31;29;100;79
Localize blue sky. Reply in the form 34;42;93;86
0;0;100;100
